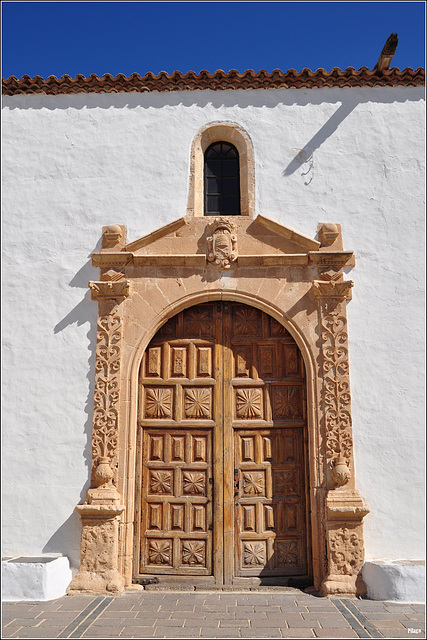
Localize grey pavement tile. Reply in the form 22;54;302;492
4;619;44;628
365;612;411;620
279;630;316;638
302;613;351;626
253;605;282;613
372;620;407;629
378;631;423;639
227;606;256;613
120;627;156;638
58;597;97;610
404;614;427;622
400;621;426;630
313;629;359;638
240;629;281;637
248;618;288;628
35;611;80;622
9;628;65;639
219;619;250;628
412;605;426;612
81;626;126;636
100;610;139;619
154;627;201;637
200;630;240;638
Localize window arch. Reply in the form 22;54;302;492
187;122;255;217
204;142;241;215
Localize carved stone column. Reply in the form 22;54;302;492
69;226;130;594
312;225;369;596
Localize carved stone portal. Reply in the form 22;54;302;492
70;215;369;595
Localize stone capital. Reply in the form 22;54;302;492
312;280;353;301
89;280;130;301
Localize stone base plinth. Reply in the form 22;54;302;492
2;556;72;601
68;501;125;595
363;561;426;602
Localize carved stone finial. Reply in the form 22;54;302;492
332;457;351;487
101;224;127;251
93;457;114;488
207;218;238;269
318;223;342;248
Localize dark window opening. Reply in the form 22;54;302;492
204;142;240;215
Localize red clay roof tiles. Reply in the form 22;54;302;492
2;67;425;96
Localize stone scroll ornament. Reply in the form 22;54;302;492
207;218;238;269
313;280;353;487
69;277;130;594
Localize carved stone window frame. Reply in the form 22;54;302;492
187;122;255;218
69;216;369;597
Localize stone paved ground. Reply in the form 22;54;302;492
2;590;425;639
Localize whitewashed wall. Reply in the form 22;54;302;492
2;86;425;569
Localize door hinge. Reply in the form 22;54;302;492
208;524;213;531
209;477;214;484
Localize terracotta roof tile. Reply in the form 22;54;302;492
2;67;424;96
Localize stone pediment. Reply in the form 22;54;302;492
91;215;354;270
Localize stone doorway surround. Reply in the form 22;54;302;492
69;214;369;596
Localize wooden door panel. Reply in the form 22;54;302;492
135;301;309;585
234;428;307;576
140;428;213;575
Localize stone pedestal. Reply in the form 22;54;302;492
321;490;370;596
68;485;125;594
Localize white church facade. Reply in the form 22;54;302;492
2;51;425;601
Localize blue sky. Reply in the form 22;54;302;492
1;1;425;80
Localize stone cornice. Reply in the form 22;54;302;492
91;252;133;268
238;254;309;266
309;251;355;268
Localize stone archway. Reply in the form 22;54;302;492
70;214;369;596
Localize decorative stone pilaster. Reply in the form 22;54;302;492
312;267;369;596
69;235;130;594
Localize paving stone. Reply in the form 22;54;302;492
371;620;407;629
247;618;286;628
404;614;427;622
35;611;79;622
9;628;65;639
219;618;250;627
313;629;358;638
378;631;425;639
200;630;239;638
100;610;139;619
154;627;201;637
365;612;410;620
3;619;44;628
240;629;282;637
279;630;316;638
119;627;156;637
400;620;426;630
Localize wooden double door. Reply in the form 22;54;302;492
134;302;310;586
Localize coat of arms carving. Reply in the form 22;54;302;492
207;218;238;269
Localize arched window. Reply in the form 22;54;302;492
204;142;241;216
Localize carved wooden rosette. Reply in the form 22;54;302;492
312;275;369;596
69;278;130;594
